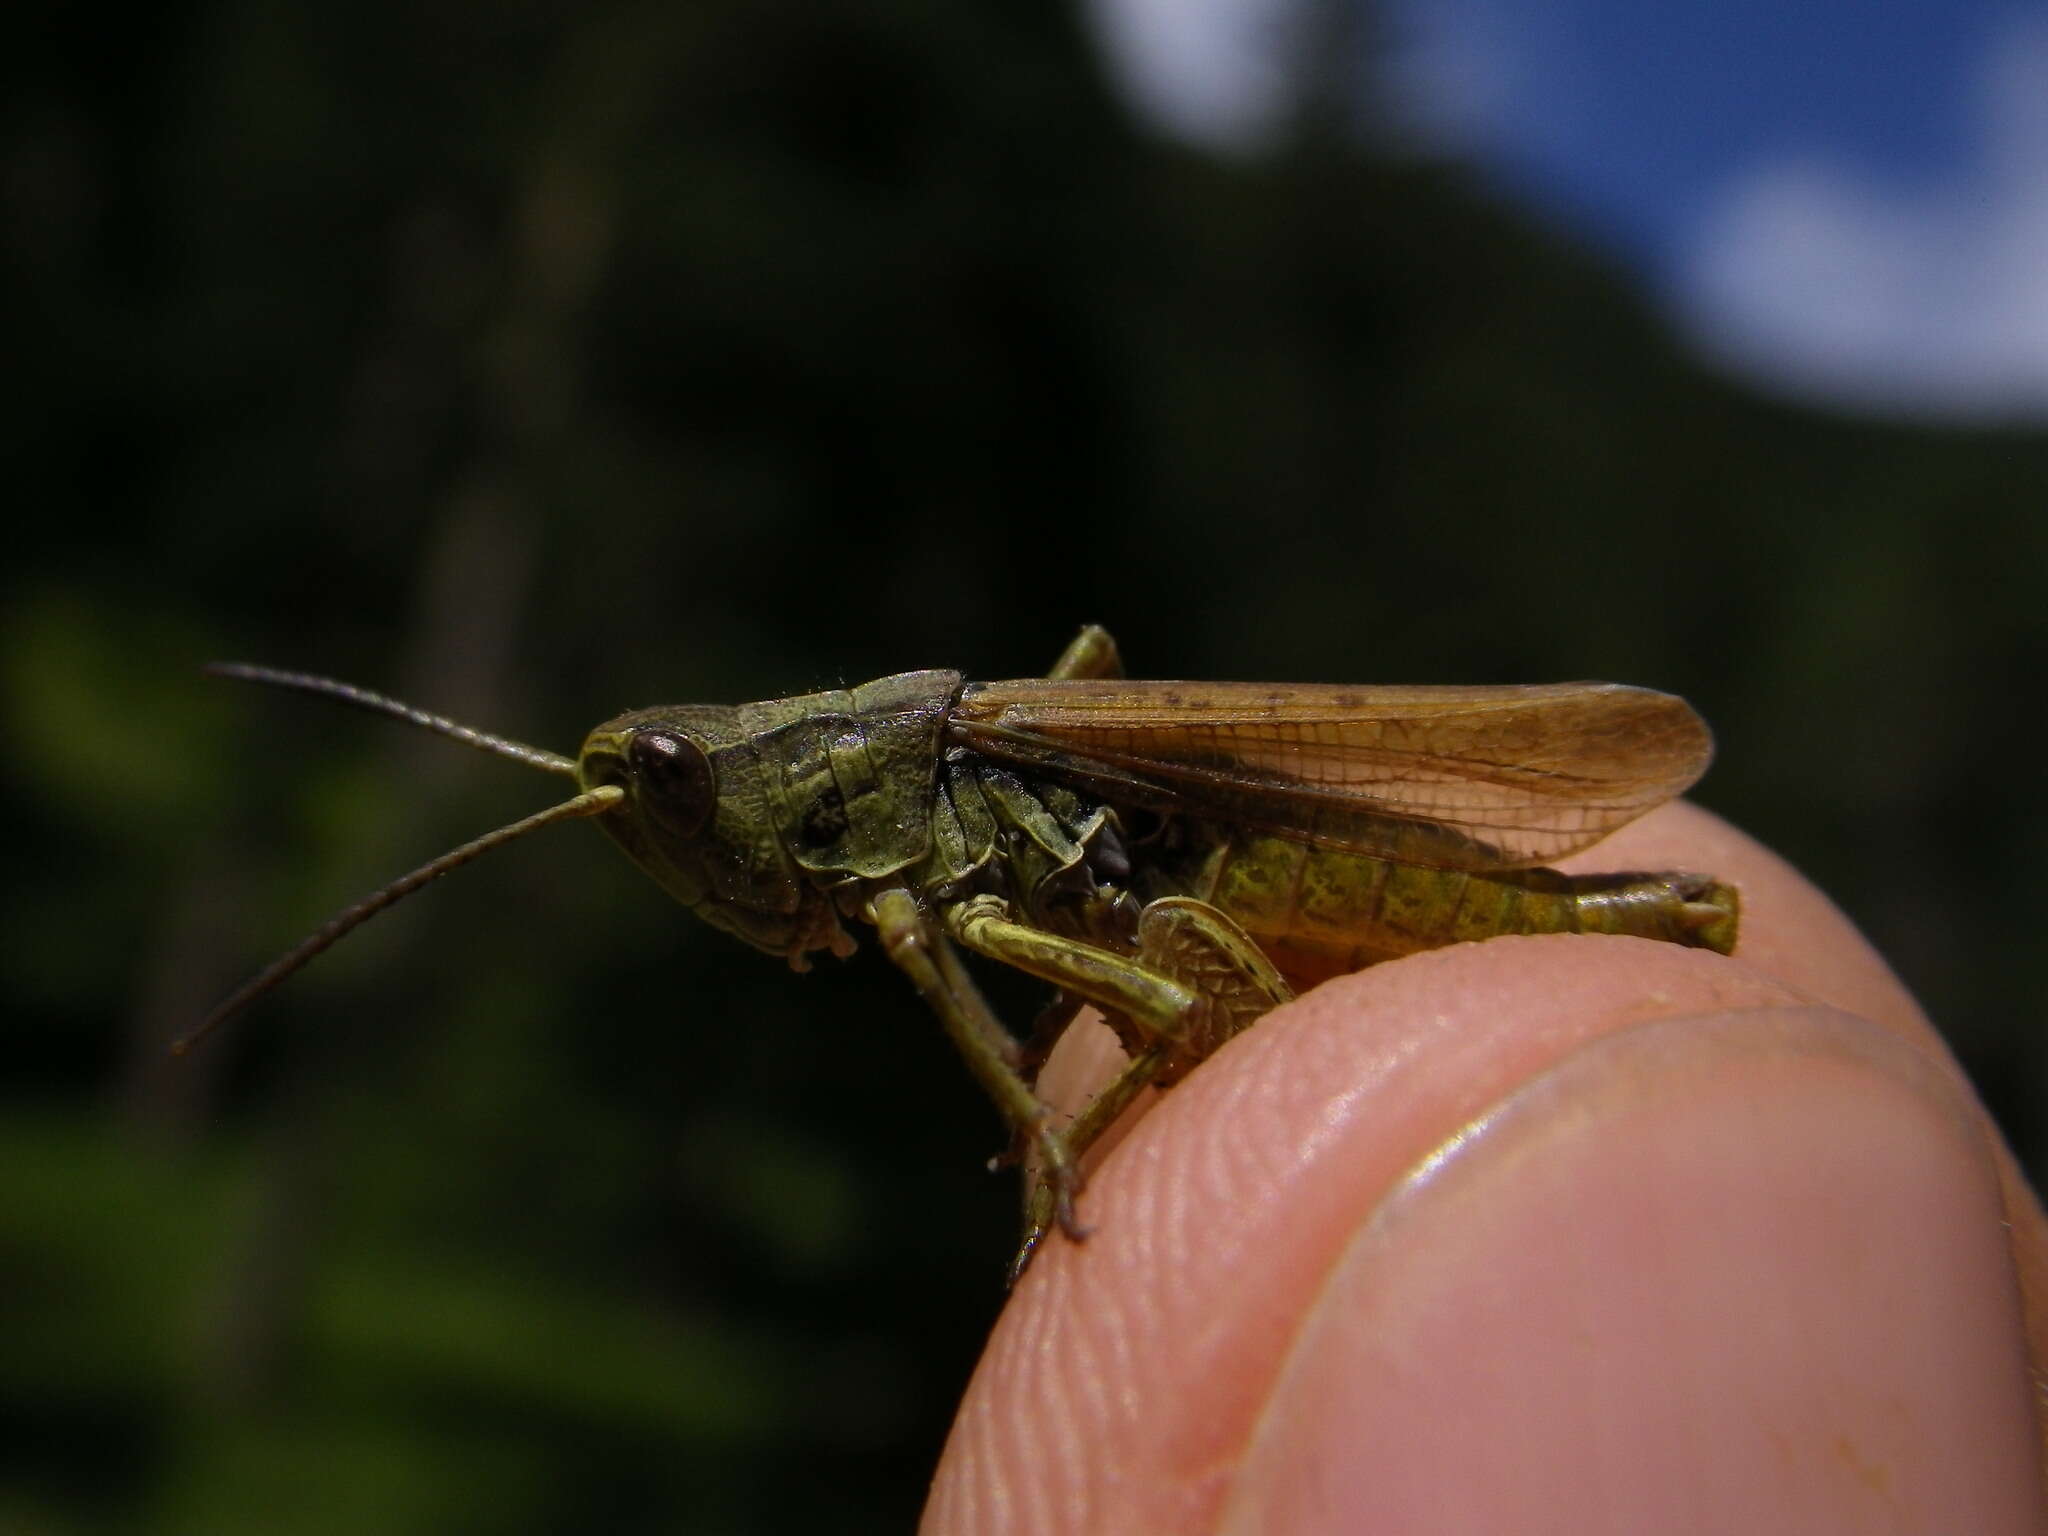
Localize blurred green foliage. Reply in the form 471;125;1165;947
7;0;2045;1529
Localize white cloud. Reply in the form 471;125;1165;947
1086;0;1533;153
1087;1;2048;419
1083;0;1299;148
1682;14;2048;419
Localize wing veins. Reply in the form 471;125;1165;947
948;680;1712;869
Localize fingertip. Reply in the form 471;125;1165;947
929;814;2046;1532
1225;1005;2042;1533
929;940;1875;1531
1584;804;2048;1397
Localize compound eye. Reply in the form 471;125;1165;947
627;729;715;838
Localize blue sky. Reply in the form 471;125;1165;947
1085;0;2048;420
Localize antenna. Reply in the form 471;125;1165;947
177;666;623;1053
205;663;581;778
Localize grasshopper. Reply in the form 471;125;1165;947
185;626;1737;1276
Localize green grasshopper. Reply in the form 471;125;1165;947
185;626;1736;1276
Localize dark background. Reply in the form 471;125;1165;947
7;1;2044;1530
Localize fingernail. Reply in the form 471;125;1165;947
1225;1007;2043;1534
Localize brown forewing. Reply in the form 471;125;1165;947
947;679;1714;871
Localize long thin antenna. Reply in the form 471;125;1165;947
206;663;581;778
175;784;626;1055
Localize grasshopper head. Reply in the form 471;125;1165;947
577;707;846;967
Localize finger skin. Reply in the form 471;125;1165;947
923;803;2048;1533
